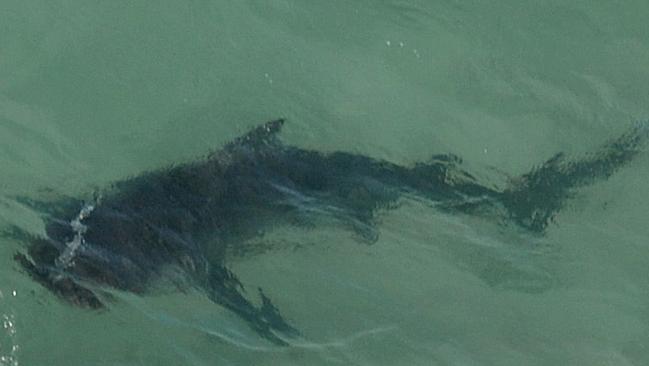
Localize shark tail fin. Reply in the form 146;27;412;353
501;122;649;232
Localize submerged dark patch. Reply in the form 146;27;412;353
6;119;648;345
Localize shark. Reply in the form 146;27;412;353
6;119;648;345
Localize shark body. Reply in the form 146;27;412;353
8;119;648;344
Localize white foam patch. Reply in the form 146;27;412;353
55;203;95;269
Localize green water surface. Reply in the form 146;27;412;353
2;1;649;365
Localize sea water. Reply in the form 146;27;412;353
1;1;648;365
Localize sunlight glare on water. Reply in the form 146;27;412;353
0;289;19;366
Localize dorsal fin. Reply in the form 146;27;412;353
210;119;286;161
228;118;285;149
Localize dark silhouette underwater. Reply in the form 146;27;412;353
6;119;648;345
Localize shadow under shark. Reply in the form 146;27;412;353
7;119;648;345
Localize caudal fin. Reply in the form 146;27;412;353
501;122;649;232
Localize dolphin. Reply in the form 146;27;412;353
7;119;648;345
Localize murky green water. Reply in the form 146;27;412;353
2;1;649;365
